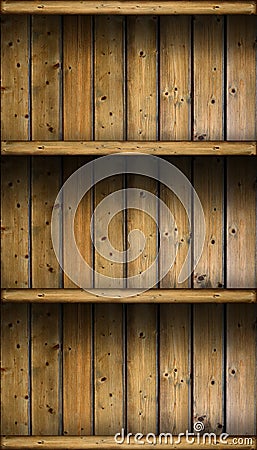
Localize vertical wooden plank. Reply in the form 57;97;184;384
127;305;157;434
193;16;224;141
1;158;29;288
63;16;92;140
94;16;124;435
1;304;29;435
63;304;92;435
160;17;191;140
126;16;157;435
226;305;257;434
193;305;223;433
227;17;256;140
159;159;191;433
227;158;256;288
31;304;60;434
62;158;92;435
1;15;29;140
32;15;61;140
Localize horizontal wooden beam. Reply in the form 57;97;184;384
1;141;256;156
1;289;256;303
1;435;256;449
1;1;256;15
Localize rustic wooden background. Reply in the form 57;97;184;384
1;14;257;438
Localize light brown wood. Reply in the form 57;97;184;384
2;141;256;156
31;304;60;434
226;305;257;434
31;157;61;287
227;17;257;140
1;158;29;288
193;16;224;141
1;304;29;434
227;158;257;288
160;17;191;140
193;305;223;433
2;1;256;15
2;288;256;304
63;16;92;140
1;435;256;449
31;16;61;140
63;304;92;435
1;15;29;140
193;158;224;288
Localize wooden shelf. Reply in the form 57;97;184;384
1;289;256;303
1;1;256;15
1;435;256;449
1;141;256;156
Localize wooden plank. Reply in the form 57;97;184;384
193;158;224;288
2;141;256;156
193;16;224;141
160;17;191;140
1;15;29;140
2;435;256;450
159;160;191;433
1;304;29;434
227;158;256;288
63;304;92;435
227;17;257;140
31;304;60;434
2;1;257;15
94;305;123;434
94;16;124;435
2;289;256;304
1;157;29;288
31;157;61;287
227;305;257;434
193;305;223;433
63;16;92;140
31;15;61;140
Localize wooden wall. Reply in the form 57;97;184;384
1;14;257;439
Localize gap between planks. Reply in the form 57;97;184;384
1;289;256;303
1;1;256;15
0;435;256;449
1;141;256;156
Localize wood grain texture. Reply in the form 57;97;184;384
31;15;61;140
31;157;61;288
193;158;224;289
1;158;29;288
1;15;29;140
193;16;224;141
2;141;256;156
1;304;29;434
227;158;256;288
226;305;257;434
193;305;223;434
31;304;60;434
127;305;157;434
227;17;257;140
63;16;92;140
160;305;191;433
160;17;191;140
2;1;257;15
63;304;92;435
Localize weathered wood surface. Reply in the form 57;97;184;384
2;1;257;15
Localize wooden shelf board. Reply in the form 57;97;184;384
1;1;256;15
1;141;256;156
1;435;256;449
1;289;256;303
